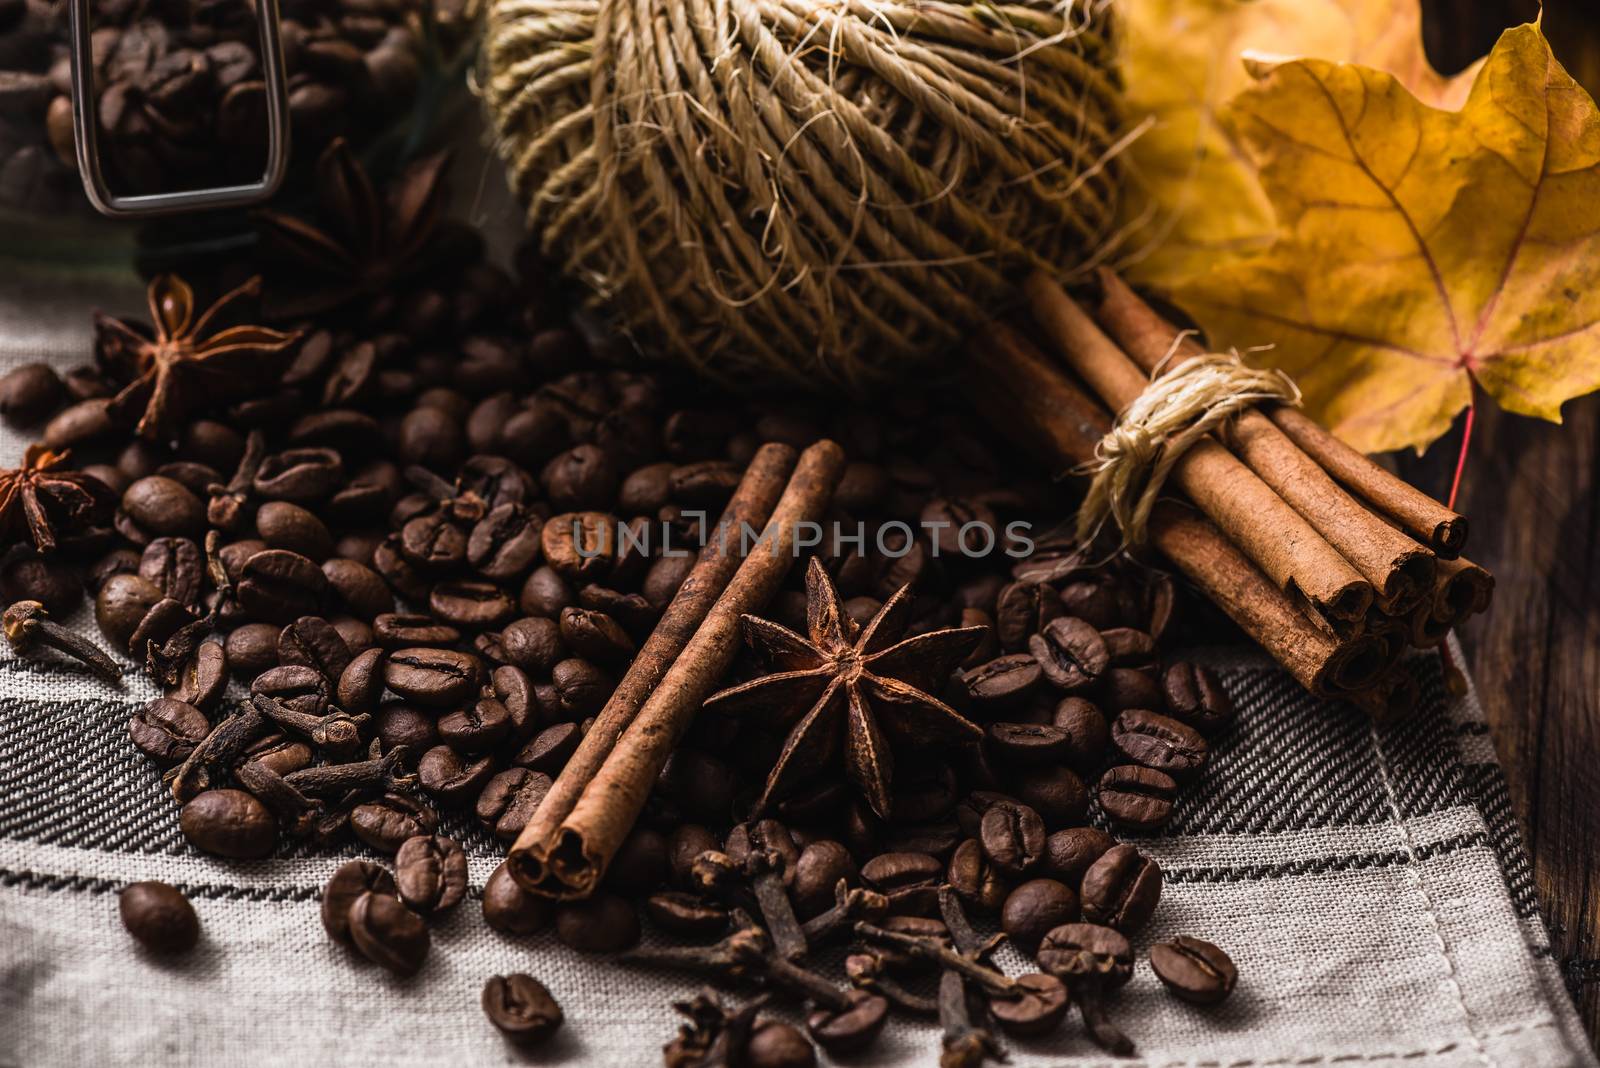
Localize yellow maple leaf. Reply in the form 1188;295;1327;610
1117;0;1480;286
1169;24;1600;455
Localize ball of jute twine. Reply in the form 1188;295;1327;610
1077;341;1301;549
481;0;1125;390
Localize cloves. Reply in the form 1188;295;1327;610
801;880;889;945
283;745;415;799
252;693;370;761
167;702;268;802
2;600;121;684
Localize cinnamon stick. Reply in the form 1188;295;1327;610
1148;502;1386;696
1430;556;1494;624
509;441;799;877
967;322;1109;471
511;440;848;898
1089;268;1439;611
1024;272;1373;627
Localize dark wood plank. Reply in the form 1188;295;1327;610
1399;395;1600;1049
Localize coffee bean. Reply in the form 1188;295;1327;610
1149;936;1236;1005
384;647;481;707
417;744;496;803
1036;922;1133;988
394;834;468;914
558;606;635;666
519;565;574;617
792;840;857;918
166;638;227;712
180;788;277;858
239;735;314;777
1011;765;1088;828
947;838;1008;912
373;612;460;649
979;800;1046;878
605;827;669;895
1163;661;1234;734
642;553;694;610
1098;667;1164;713
668;824;720;887
139;537;204;606
514;721;581;775
430;580;516;629
482;973;564;1045
483;861;554;934
1080;844;1162;933
256;501;333;560
1002;878;1080;952
3;552;84;616
122;476;205;537
129;698;210;765
985;722;1074;765
348;891;430;976
988;972;1070;1037
995;580;1062;651
43;397;114;450
237;549;328;624
351;792;439;854
476;767;552;842
550;657;610;718
1051;696;1110;770
1096;765;1177;831
278;616;352;684
492;665;541;740
1100;627;1156;668
0;363;65;424
253;447;343;502
322;558;394;619
541;512;618;582
119;880;199;954
322;860;397;943
439;696;512;753
643;891;730;938
337;647;387;713
95;572;163;650
963;653;1043;707
1029;617;1108;692
806;989;888;1055
468;503;543;580
1111;709;1209;780
252;664;330;717
1042;826;1117;883
554;893;640;953
226;622;280;678
859;851;940;915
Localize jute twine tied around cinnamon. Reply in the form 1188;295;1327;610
480;0;1126;391
1076;339;1301;547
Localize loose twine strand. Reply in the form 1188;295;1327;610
1076;337;1301;548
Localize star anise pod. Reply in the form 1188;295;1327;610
705;557;987;820
255;136;452;318
94;274;300;442
0;444;117;552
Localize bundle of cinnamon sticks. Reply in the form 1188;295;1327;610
968;270;1492;718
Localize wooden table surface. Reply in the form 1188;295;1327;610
1397;396;1600;1049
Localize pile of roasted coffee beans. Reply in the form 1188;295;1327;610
2;172;1242;1059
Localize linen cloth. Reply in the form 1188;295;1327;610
0;270;1595;1068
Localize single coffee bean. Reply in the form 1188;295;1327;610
558;606;635;666
1111;709;1209;780
979;800;1046;878
519;565;574;617
438;696;512;753
1029;617;1108;692
496;616;566;673
947;838;1009;912
255;501;333;560
468;503;543;580
95;572;163;650
805;989;888;1055
1100;627;1156;668
994;580;1062;650
253;447;343;503
338;647;387;713
1052;696;1110;770
239;735;314;778
985;722;1074;765
1042;826;1117;883
384;647;481;707
859;851;940;915
0;362;65;424
226;622;280;678
554;893;640;953
643;891;730;938
541;512;618;582
251;664;330;718
167;638;227;712
605;827;669;895
1036;922;1133;988
129;698;210;765
493;665;541;740
642;553;694;610
373;612;460;649
791;840;857;918
1163;661;1234;734
668;824;721;887
122;476;205;537
477;768;553;842
4;553;85;616
322;558;394;619
1011;765;1089;828
417;744;497;804
514;721;581;775
482;973;564;1045
1097;765;1178;831
351;792;439;854
119;880;199;954
1149;936;1237;1005
724;819;800;880
430;580;517;629
551;657;610;718
348;891;430;976
988;972;1070;1037
237;549;328;624
179;788;277;858
1098;667;1164;713
963;653;1043;707
1080;844;1163;933
748;1020;817;1068
321;860;397;943
394;834;469;914
483;861;554;935
1001;877;1080;952
277;616;352;684
139;537;204;606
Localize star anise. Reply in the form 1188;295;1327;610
0;444;117;552
94;274;300;442
705;557;987;820
255;136;453;318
